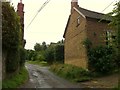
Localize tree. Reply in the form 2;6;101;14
44;46;55;64
34;43;42;51
54;44;64;63
108;1;120;86
42;41;47;50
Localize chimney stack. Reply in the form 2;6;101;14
17;0;25;47
71;0;79;14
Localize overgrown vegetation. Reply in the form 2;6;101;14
26;40;64;64
2;2;20;50
2;2;27;87
2;67;28;88
2;2;21;73
50;64;91;82
2;2;26;73
82;38;92;50
108;1;120;87
82;38;116;74
88;46;116;74
27;61;48;66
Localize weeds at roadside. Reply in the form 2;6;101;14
27;61;48;66
2;67;28;88
50;64;91;82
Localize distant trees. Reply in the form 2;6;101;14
34;43;42;51
26;40;64;64
34;42;47;51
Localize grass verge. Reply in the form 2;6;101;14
27;61;48;66
50;63;91;82
2;66;29;88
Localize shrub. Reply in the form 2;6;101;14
44;46;55;64
54;44;64;63
82;38;92;50
6;50;20;73
88;46;116;74
19;47;26;66
36;52;45;61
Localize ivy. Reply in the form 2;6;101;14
2;2;21;50
2;2;24;73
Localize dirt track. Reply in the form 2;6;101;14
20;63;118;88
20;63;83;88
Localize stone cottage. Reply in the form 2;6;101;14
63;0;112;69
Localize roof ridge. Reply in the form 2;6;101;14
78;6;104;15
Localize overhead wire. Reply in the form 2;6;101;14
26;0;51;30
101;0;116;13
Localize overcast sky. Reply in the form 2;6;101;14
11;0;118;50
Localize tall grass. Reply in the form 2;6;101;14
50;64;91;82
2;67;28;88
27;61;48;66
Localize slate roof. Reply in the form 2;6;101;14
78;7;111;21
63;15;71;38
63;7;111;38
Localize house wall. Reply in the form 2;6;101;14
86;18;109;47
64;11;88;69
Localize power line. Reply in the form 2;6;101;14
101;0;116;13
26;0;51;30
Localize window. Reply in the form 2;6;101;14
76;16;80;27
77;18;80;25
106;30;112;45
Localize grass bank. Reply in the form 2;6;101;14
2;66;29;88
50;63;91;82
27;61;48;66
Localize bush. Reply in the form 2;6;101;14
19;47;26;66
82;38;92;50
6;50;20;73
44;46;55;64
35;52;45;62
54;44;64;63
88;46;116;74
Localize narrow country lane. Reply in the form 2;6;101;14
20;63;83;88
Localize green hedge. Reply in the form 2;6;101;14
2;2;20;50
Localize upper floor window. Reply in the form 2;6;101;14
76;16;80;27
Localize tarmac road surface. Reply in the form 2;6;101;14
20;63;83;88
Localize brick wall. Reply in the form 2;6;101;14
86;18;109;47
64;11;88;69
64;10;110;69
